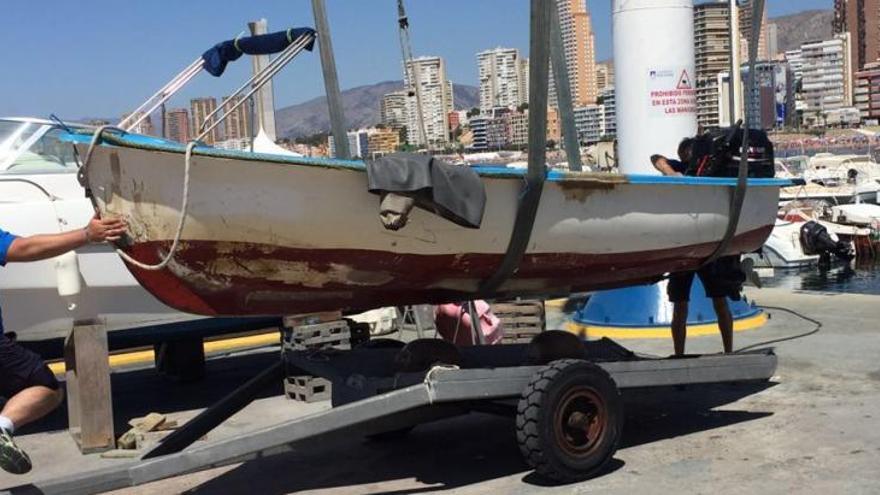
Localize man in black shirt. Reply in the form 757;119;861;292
650;138;735;356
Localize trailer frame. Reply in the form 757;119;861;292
13;336;777;494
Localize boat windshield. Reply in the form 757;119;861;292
0;119;79;174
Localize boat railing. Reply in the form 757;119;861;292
195;33;315;143
117;28;317;140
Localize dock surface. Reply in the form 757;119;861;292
2;287;879;494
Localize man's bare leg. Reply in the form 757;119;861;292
1;386;64;431
671;301;689;356
712;297;734;353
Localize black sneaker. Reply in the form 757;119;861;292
0;428;31;474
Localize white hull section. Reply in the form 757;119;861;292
0;172;195;340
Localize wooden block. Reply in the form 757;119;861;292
116;428;142;450
134;413;167;433
64;320;114;454
129;416;177;431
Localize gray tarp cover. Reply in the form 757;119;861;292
366;153;486;228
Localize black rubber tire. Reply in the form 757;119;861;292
516;359;623;483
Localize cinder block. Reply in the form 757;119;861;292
284;376;331;403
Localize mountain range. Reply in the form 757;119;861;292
276;81;478;139
771;9;834;54
269;8;834;139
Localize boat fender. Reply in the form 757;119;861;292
55;251;82;310
379;192;415;231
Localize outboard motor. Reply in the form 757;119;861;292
687;125;775;178
800;221;854;266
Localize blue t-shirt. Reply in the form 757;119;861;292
0;228;15;334
0;228;16;266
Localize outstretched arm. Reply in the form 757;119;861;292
6;214;126;262
650;154;683;177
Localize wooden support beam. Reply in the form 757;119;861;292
64;320;114;454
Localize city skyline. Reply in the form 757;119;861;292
0;0;830;120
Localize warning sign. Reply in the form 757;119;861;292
647;67;696;118
676;69;692;89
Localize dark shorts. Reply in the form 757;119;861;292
667;256;744;303
0;333;59;398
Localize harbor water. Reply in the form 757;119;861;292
760;261;880;295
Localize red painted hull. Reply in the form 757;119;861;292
122;226;772;316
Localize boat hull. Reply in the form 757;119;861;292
80;138;785;316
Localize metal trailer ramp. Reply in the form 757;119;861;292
7;349;777;495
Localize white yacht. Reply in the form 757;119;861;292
744;219;819;269
0;117;196;340
780;153;880;204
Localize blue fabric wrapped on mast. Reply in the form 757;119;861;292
202;27;317;77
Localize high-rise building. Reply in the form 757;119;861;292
518;57;530;105
742;61;795;129
785;49;805;82
506;111;530;147
477;47;526;111
599;86;616;138
833;0;880;73
694;1;732;129
766;22;779;59
121;112;154;136
546;106;561;144
800;33;854;125
403;56;454;147
549;0;598;107
595;62;614;93
329;130;370;158
190;97;220;145
163;108;191;143
573;105;605;144
222;95;251;141
855;61;880;124
381;91;408;129
367;128;401;157
738;0;770;60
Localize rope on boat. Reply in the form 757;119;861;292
80;125;196;271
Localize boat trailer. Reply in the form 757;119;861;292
12;326;777;494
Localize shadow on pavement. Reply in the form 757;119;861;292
179;382;776;494
15;349;283;437
8;352;777;493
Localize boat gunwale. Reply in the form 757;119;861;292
64;130;794;188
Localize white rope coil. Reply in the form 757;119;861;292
81;126;196;271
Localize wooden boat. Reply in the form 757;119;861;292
72;132;790;316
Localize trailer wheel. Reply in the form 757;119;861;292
516;359;622;483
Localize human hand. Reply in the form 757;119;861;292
85;212;127;243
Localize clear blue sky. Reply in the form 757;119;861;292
0;0;831;120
